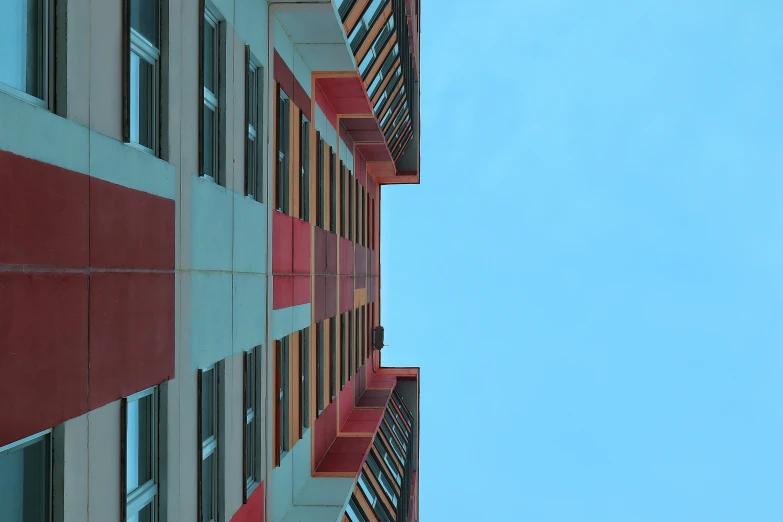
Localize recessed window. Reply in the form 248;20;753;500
0;430;51;522
316;321;325;415
244;347;261;498
316;135;324;228
275;336;290;461
348;310;354;378
346;495;371;522
374;438;401;485
339;162;346;238
329;150;337;233
128;0;160;154
329;316;337;400
0;0;51;107
200;365;219;522
299;327;310;435
340;313;347;388
124;387;158;522
368;452;397;506
202;9;220;183
299;113;310;221
246;57;263;201
275;88;290;213
348;170;354;241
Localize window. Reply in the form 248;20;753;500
380;419;404;465
0;0;51;107
340;313;347;387
200;365;219;522
124;387;158;522
0;430;51;522
299;327;310;435
362;188;367;246
346;495;370;522
368;453;397;506
385;410;407;450
245;56;263;201
329;316;337;400
275;87;290;213
202;9;220;183
316;321;325;415
374;439;401;485
339;162;346;238
126;0;160;153
348;170;354;241
329;150;337;233
353;308;359;373
299;113;310;221
348;310;354;379
316;135;324;228
244;347;260;498
358;471;394;522
275;337;290;460
354;180;359;245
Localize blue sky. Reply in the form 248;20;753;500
380;0;783;520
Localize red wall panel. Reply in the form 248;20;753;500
273;51;294;99
339;238;354;275
313;400;338;469
315;83;338;129
292;275;311;306
325;276;337;319
293;81;312;122
0;150;89;267
339;378;355;430
230;481;265;522
292;219;311;275
273;275;294;310
314;275;327;323
0;273;89;447
340;276;354;313
272;210;293;274
88;272;175;410
314;227;327;274
89;177;175;269
326;231;338;275
315;436;371;474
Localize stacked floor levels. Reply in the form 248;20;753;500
0;0;421;521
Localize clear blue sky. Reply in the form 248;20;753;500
380;0;783;520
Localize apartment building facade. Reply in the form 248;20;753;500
0;0;421;521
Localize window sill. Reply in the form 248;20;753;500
0;82;47;110
126;140;156;156
245;480;261;501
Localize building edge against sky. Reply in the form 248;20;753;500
0;0;421;521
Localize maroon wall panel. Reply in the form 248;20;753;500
88;272;175;410
326;231;338;275
313;400;338;468
0;273;89;447
314;227;327;274
339;238;353;275
272;210;293;274
340;276;354;313
325;276;337;319
0;151;89;267
273;51;294;99
314;275;327;322
316;436;371;474
315;83;338;129
230;481;265;522
292;219;311;274
273;275;294;310
339;378;355;430
292;275;311;307
89;178;175;269
293;81;312;122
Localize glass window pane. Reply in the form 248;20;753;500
128;501;153;522
201;369;215;441
126;394;153;492
203;106;215;178
201;453;215;522
245;421;253;483
203;20;215;94
0;0;44;99
130;52;155;149
130;0;159;47
0;435;50;522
